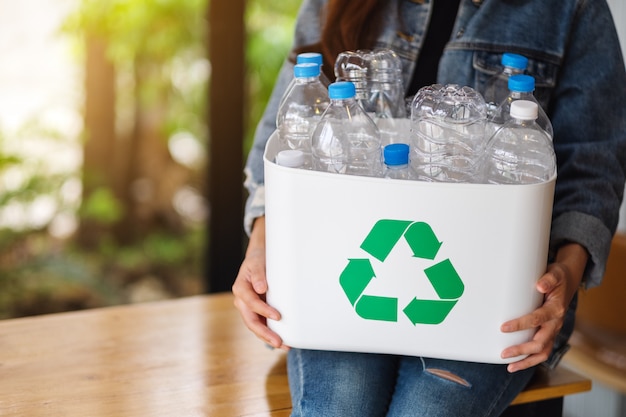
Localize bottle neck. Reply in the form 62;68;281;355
509;91;534;100
510;117;538;128
295;76;321;84
503;66;525;77
330;97;357;105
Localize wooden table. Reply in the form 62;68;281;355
0;293;291;416
0;293;589;416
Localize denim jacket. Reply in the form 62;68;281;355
243;0;626;367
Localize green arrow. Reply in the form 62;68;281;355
424;259;464;299
360;219;412;262
339;259;376;306
404;222;442;260
356;295;398;321
403;298;458;325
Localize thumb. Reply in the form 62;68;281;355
536;268;560;295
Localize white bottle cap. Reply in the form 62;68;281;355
510;100;538;120
276;150;305;168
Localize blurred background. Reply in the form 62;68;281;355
0;0;300;318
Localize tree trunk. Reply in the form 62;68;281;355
113;57;188;244
78;35;116;248
206;0;246;292
80;38;188;247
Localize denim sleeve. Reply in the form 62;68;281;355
548;0;626;288
243;0;327;235
243;62;293;235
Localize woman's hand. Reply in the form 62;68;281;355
500;243;588;372
232;216;289;350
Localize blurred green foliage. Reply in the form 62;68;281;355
80;187;125;224
245;0;301;151
0;0;301;318
63;0;209;145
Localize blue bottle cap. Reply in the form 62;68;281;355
508;74;535;92
329;81;356;99
294;63;320;78
501;53;528;70
297;52;323;66
384;143;410;165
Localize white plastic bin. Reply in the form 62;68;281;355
263;131;555;364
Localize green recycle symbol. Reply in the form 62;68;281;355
339;219;464;325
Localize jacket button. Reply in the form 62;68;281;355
456;28;465;38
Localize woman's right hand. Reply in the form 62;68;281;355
232;216;289;350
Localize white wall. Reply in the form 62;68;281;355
607;0;626;59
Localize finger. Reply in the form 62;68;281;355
502;337;551;372
249;264;268;294
506;351;550;373
536;270;559;294
501;337;548;361
501;307;551;333
233;290;281;321
238;305;285;349
508;316;560;352
232;261;267;298
501;324;558;371
237;250;268;294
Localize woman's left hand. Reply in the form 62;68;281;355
500;243;588;373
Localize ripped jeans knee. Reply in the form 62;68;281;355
385;356;536;417
421;357;472;388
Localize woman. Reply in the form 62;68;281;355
233;0;626;415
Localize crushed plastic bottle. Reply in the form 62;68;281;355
335;49;407;146
410;84;487;183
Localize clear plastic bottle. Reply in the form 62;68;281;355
481;100;556;184
410;84;487;183
335;50;405;115
276;62;330;168
334;50;369;106
383;143;413;180
296;52;331;87
311;81;382;177
490;74;553;139
367;49;408;146
483;53;528;117
365;49;406;119
279;53;331;109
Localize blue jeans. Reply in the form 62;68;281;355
287;349;536;417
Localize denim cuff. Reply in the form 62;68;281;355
543;343;571;371
549;211;612;289
243;180;265;236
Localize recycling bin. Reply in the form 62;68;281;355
263;131;555;364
